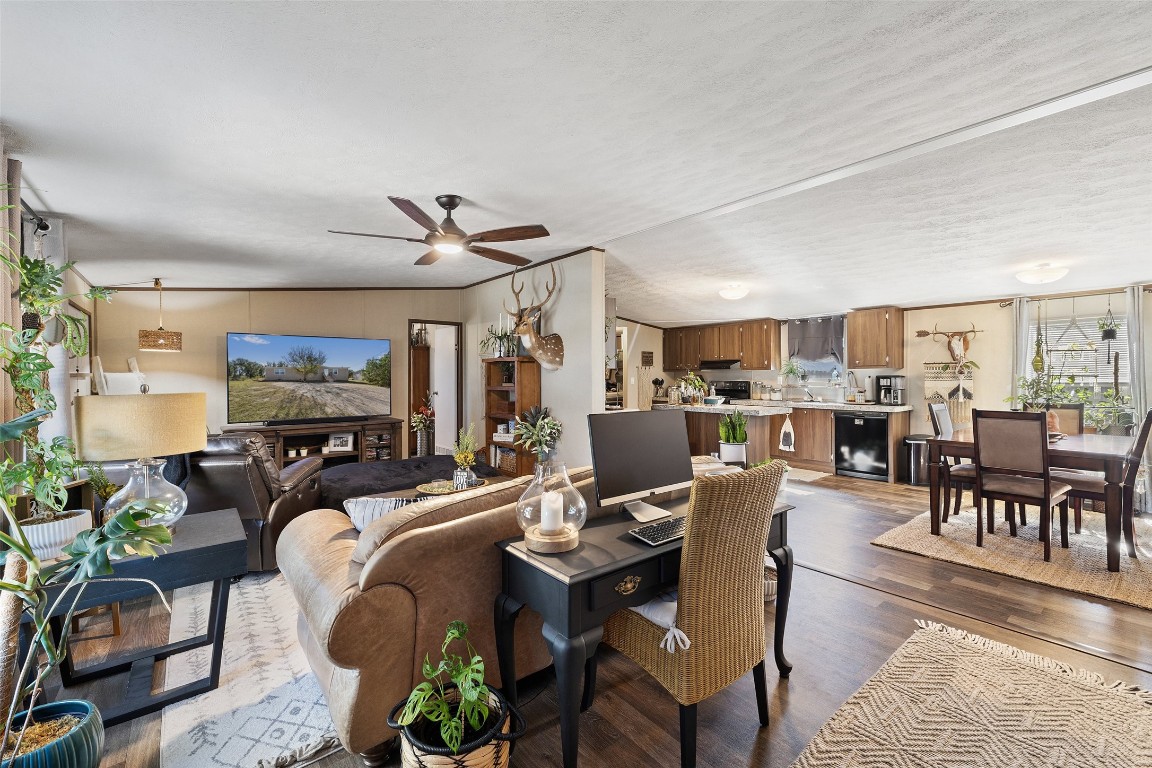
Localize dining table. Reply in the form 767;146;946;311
928;427;1136;572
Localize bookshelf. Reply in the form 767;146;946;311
483;356;540;477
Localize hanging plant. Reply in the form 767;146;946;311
1098;312;1119;341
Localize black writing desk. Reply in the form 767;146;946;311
494;498;793;768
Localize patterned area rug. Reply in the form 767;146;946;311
791;621;1152;767
872;508;1152;610
160;573;343;768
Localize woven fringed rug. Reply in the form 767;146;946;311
791;621;1152;767
161;573;343;768
872;508;1152;610
788;468;830;483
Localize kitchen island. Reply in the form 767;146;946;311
653;403;792;465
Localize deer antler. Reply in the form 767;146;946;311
962;322;978;339
503;268;525;316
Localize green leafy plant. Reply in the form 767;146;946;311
1007;374;1073;411
479;325;517;358
780;358;805;379
719;408;748;444
1084;389;1136;432
83;462;121;503
512;405;563;461
453;423;478;469
679;371;705;393
395;621;492;754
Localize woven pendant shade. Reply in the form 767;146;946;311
139;277;182;351
75;392;206;461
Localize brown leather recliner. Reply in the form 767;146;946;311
185;433;322;571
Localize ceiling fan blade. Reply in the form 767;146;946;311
468;245;532;267
414;250;443;266
328;230;425;243
388;196;442;233
468;225;550;243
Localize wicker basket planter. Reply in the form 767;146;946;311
387;687;524;768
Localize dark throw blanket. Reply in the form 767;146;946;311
319;455;503;511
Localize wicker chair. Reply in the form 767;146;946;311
928;402;978;522
972;410;1071;560
1051;408;1152;559
594;462;784;768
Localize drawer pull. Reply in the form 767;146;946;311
614;575;642;595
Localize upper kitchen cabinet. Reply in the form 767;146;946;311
717;323;741;360
681;326;701;370
847;306;904;369
739;319;781;370
698;325;720;361
663;327;682;370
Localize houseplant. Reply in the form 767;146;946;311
410;394;435;456
718;408;749;464
511;405;562;463
452;423;479;489
781;357;805;384
387;621;523;767
479;325;517;359
679;371;706;404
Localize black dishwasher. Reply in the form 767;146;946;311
834;412;889;481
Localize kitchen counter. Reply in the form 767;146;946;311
652;403;793;417
731;399;913;414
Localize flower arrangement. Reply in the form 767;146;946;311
411;395;435;432
453;423;478;469
513;406;563;461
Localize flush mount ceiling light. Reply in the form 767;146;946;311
138;278;182;352
718;284;750;300
1014;263;1069;285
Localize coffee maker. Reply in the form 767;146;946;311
876;375;907;405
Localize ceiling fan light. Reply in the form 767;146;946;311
1015;263;1069;285
433;242;463;254
718;284;750;300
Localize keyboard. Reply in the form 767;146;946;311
629;516;687;546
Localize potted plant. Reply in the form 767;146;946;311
1085;389;1136;435
387;621;523;768
410;394;435;457
452;423;479;489
780;357;805;385
480;325;517;359
512;406;563;464
679;371;706;404
1098;312;1120;341
718;408;749;464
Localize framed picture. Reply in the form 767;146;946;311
328;432;354;451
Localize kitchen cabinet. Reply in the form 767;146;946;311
847;306;904;369
681;327;701;370
683;410;773;465
770;407;833;471
718;324;741;359
698;326;720;361
663;317;779;371
739;320;781;370
663;328;681;370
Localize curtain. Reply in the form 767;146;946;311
1010;297;1031;405
1125;285;1149;511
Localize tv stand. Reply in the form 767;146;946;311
222;416;403;470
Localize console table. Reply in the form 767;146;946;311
494;500;793;768
23;509;248;726
223;416;403;469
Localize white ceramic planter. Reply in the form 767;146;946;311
23;509;93;560
718;442;748;464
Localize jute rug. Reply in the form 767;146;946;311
872;508;1152;610
791;621;1152;767
788;468;830;483
160;573;343;768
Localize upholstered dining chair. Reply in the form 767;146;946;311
591;462;784;768
1051;408;1152;559
928;402;978;522
972;410;1071;560
1045;403;1085;435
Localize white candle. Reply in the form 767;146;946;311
540;490;564;534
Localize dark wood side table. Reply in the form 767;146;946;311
494;500;793;768
22;509;248;726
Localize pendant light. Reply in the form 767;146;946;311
138;278;182;352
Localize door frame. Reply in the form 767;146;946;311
408;319;464;455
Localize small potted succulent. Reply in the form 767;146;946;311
718;408;749;464
387;621;523;768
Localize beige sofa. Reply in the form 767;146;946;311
277;466;604;764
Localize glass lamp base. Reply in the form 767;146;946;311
102;458;188;528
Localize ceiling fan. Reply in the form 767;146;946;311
329;194;549;266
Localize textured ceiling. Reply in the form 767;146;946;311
1;1;1150;320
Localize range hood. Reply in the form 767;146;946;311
699;359;740;369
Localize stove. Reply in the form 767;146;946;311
710;380;751;400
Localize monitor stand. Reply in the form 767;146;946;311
622;500;672;523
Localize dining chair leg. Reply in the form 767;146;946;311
987;498;996;534
1018;504;1027;527
1123;486;1137;557
679;703;698;768
977;498;986;547
1059;500;1070;549
952;483;963;518
1006;502;1017;537
1073;498;1082;534
941;477;952;522
1040;505;1052;561
752;659;770;727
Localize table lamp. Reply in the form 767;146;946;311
76;392;207;528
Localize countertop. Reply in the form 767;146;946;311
731;399;913;413
652;403;793;417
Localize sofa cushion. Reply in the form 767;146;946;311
351;466;595;564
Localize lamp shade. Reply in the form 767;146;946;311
75;393;207;461
139;329;183;351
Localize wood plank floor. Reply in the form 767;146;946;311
55;475;1152;767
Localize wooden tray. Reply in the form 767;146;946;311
415;479;490;496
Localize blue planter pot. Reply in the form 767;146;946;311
3;700;103;768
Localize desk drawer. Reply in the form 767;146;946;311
589;559;662;612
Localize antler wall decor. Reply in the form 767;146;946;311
915;323;982;370
504;264;565;371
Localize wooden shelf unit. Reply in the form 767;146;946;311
222;416;403;470
483;356;540;477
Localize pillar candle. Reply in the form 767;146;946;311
540;490;564;534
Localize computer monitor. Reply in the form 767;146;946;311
587;409;695;506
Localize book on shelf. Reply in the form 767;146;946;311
491;432;514;444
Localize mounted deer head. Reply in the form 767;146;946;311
504;264;565;371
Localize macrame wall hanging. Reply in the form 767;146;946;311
924;363;974;426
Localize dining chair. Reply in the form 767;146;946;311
972;410;1071;560
928;402;978;522
592;462;784;768
1046;403;1085;435
1051;408;1152;558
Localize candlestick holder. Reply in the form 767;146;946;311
516;456;587;553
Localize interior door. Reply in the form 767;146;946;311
408;321;462;457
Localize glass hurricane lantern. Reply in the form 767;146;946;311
516;456;587;553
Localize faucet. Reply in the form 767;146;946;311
803;387;816;402
846;371;859;391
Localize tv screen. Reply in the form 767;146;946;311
226;332;392;424
587;410;694;506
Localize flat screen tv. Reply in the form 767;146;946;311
226;332;391;425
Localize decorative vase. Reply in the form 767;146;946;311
387;687;524;768
453;466;477;490
101;459;187;528
516;457;588;553
718;442;748;465
415;430;430;457
5;699;104;768
21;510;93;561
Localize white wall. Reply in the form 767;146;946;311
617;319;664;409
464;250;605;467
94;289;463;437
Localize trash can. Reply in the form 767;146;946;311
905;434;933;486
